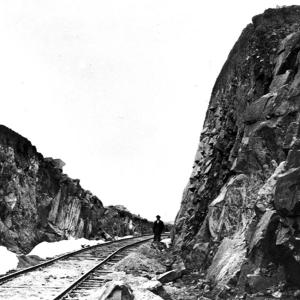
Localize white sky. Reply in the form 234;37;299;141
0;0;298;221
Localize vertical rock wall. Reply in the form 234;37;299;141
101;205;153;237
173;5;300;291
0;125;152;253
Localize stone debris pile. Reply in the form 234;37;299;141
86;242;207;300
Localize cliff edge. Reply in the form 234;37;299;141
173;5;300;294
0;125;152;253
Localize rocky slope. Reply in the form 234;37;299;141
173;5;300;295
0;125;152;253
102;205;153;236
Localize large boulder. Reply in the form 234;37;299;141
85;272;164;300
113;252;166;277
95;281;134;300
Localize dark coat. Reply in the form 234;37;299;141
153;220;164;234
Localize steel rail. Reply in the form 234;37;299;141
0;234;153;285
52;236;156;300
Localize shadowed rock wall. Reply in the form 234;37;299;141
0;125;152;253
173;5;300;292
101;205;153;237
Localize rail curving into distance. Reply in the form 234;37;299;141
0;234;169;300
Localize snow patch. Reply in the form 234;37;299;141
161;238;171;248
29;238;106;259
0;246;18;275
114;235;134;240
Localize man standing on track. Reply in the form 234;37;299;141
153;215;164;242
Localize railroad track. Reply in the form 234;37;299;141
0;234;167;300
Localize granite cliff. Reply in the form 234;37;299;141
0;125;152;253
173;5;300;295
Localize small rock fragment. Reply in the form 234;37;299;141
272;291;282;298
96;281;134;300
141;280;162;292
294;290;300;298
203;284;210;293
156;270;183;284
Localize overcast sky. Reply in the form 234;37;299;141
0;0;298;221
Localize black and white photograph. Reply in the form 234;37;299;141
1;1;300;299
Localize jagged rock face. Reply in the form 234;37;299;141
101;205;153;237
173;5;300;291
0;126;152;253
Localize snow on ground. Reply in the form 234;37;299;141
29;238;106;259
161;238;171;248
114;235;134;240
0;246;19;275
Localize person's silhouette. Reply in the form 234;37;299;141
153;215;164;242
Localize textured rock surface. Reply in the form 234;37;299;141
113;243;168;277
173;5;300;292
89;281;134;300
0;125;152;253
102;205;151;237
85;273;164;300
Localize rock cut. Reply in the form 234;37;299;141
173;5;300;292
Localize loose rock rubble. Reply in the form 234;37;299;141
83;272;164;300
93;242;206;300
87;281;134;300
